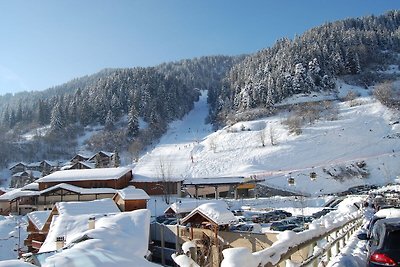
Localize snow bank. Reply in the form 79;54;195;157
221;247;259;267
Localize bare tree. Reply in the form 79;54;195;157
269;125;277;146
374;81;396;108
158;157;174;204
208;136;217;153
284;115;302;135
129;139;143;163
259;128;266;147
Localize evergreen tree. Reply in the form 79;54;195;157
105;110;115;131
50;102;64;133
127;105;139;138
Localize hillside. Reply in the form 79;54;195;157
133;81;400;196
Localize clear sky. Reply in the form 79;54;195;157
0;0;399;95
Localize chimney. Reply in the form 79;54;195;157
55;236;65;250
88;217;95;230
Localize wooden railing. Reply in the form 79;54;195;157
261;215;363;267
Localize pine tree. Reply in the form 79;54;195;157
50;102;64;133
105;110;115;131
127;105;139;138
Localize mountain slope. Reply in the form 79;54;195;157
133;82;400;195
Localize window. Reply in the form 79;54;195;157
385;230;400;249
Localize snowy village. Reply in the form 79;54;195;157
1;2;400;267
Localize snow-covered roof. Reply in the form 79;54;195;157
0;183;116;202
9;162;27;169
165;199;226;214
41;160;60;167
182;202;237;226
55;198;120;216
131;174;184;182
115;186;149;200
21;182;39;191
184;177;252;185
88;151;115;161
36;167;131;183
0;188;39;201
27;210;51;231
12;171;41;178
27;162;41;168
40;183;116;195
39;210;157;266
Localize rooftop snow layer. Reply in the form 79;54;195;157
39;210;157;266
27;210;51;231
116;186;149;200
55;198;120;216
165;199;226;214
40;183;116;195
183;202;237;225
36;167;131;183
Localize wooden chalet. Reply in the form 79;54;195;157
25;210;52;252
112;186;150;211
68;161;94;170
9;162;27;175
88;151;115;168
25;199;120;252
70;154;90;164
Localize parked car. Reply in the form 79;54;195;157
270;221;298;231
358;218;400;266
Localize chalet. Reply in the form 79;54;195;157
25;210;52;252
36;183;117;211
181;202;237;229
112;186;150;211
70;153;90;164
88;151;115;168
10;171;42;188
27;162;42;172
27;198;121;252
164;199;224;217
36;167;132;190
0;181;117;215
65;161;94;170
9;162;28;174
40;160;60;176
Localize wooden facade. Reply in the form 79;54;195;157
9;163;27;174
113;195;147;211
130;181;181;196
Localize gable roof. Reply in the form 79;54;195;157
40;183;116;195
36;167;131;183
27;210;51;231
9;162;27;170
165;199;226;215
115;186;150;200
181;202;237;226
88;151;115;161
55;198;120;216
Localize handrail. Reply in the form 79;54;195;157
261;214;363;267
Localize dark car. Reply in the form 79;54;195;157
358;218;400;266
270;221;298;231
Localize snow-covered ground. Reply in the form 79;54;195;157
133;84;400;196
0;216;27;261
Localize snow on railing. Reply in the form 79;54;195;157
221;207;362;267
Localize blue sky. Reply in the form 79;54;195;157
0;0;399;95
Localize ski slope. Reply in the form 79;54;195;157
133;84;400;195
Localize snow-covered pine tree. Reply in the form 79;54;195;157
127;105;139;138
